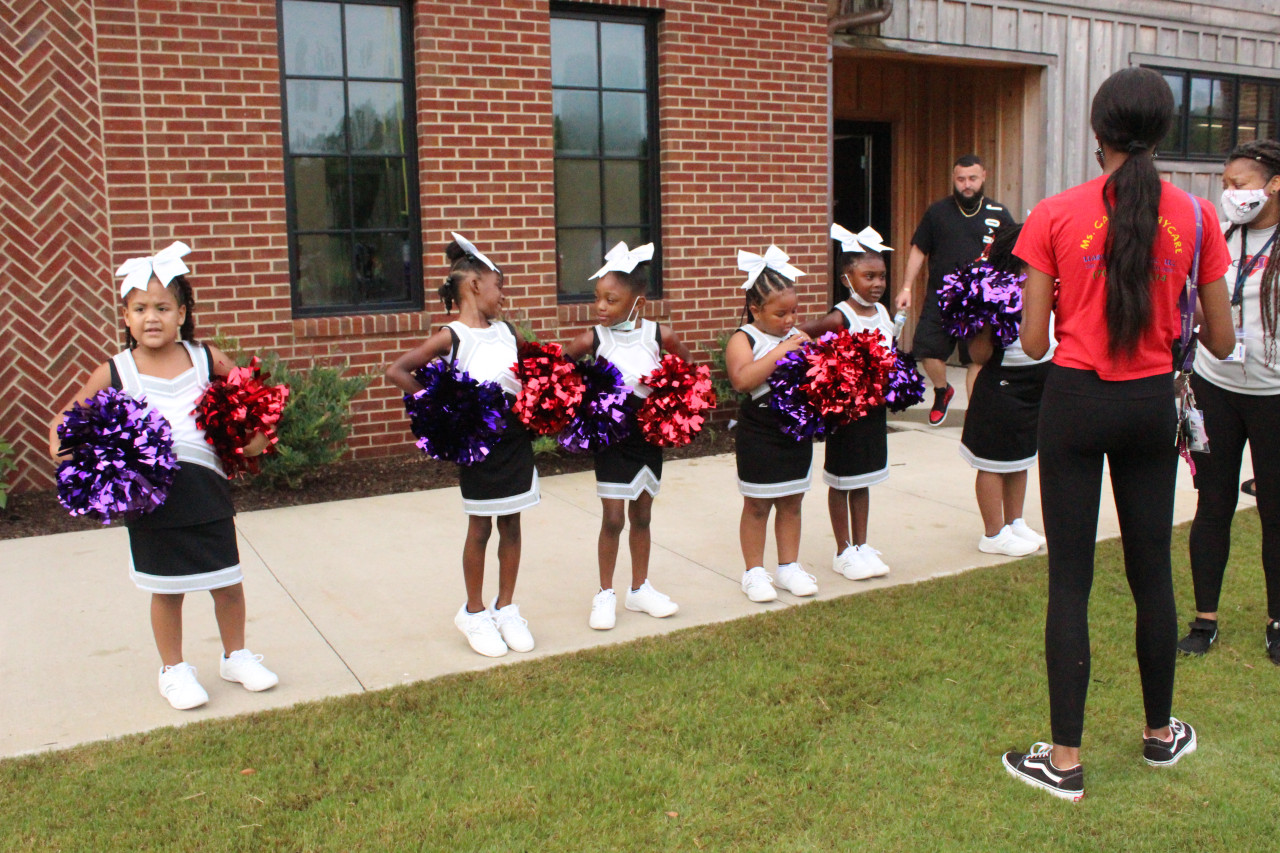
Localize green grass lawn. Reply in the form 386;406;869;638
3;512;1277;851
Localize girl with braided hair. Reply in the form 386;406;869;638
1179;139;1280;665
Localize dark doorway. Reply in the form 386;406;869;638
832;120;892;307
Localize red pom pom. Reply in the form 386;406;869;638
512;341;586;435
801;330;895;426
635;354;718;448
194;357;290;479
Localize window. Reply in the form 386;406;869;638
1155;68;1280;161
279;0;421;316
551;6;660;300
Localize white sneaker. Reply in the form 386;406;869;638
833;546;856;576
775;562;819;596
158;662;208;710
625;580;679;618
856;544;890;578
489;599;535;653
979;525;1040;557
590;588;617;630
741;566;777;602
455;604;508;657
220;649;279;692
841;546;877;580
1010;518;1047;547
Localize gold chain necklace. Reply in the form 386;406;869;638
955;194;984;218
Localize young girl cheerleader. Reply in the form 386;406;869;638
960;224;1053;558
48;242;278;711
564;242;693;630
799;225;895;581
386;234;538;658
725;246;820;603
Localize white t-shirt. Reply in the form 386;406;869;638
1194;222;1280;394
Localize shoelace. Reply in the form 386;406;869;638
745;569;774;587
496;607;528;628
636;583;671;601
228;652;265;666
1026;742;1054;759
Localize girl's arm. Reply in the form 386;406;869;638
1196;276;1235;360
386;328;453;394
48;362;113;459
658;325;694;363
725;329;810;393
1019;265;1054;361
207;344;238;378
563;328;595;360
797;309;845;339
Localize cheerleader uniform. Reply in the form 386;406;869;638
959;321;1056;473
592;318;663;500
446;320;540;516
111;341;241;594
824;302;893;490
735;324;813;498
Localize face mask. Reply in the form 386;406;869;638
849;289;877;307
1221;188;1269;225
609;298;641;332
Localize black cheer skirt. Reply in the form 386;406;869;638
960;360;1050;472
735;396;813;498
823;406;888;489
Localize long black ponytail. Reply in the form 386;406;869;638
1090;67;1175;356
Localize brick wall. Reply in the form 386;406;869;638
3;0;830;493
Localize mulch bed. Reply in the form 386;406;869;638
1;428;736;541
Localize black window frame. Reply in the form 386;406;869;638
550;3;662;303
278;0;424;318
1153;66;1280;162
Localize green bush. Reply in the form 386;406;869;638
707;333;742;408
0;437;16;509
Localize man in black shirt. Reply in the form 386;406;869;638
895;154;1016;425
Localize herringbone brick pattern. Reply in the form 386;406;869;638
0;0;115;492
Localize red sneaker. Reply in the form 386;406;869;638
928;384;955;426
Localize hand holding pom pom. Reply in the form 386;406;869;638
885;347;927;412
512;341;585;435
938;261;1025;346
195;357;290;478
558;356;631;454
404;360;508;466
635;354;717;448
768;348;826;441
55;388;178;524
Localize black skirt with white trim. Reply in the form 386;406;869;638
595;425;662;500
735;396;813;498
823;406;888;489
960;360;1050;473
459;410;540;516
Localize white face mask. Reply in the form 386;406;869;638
609;298;641;332
1221;188;1269;225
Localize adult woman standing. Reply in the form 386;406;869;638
1001;67;1235;802
1179;140;1280;664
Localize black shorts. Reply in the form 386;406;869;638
912;296;971;364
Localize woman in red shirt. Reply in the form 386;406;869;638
1002;67;1235;802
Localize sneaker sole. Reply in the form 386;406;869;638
589;618;616;630
1144;733;1197;766
624;603;679;617
1001;756;1084;802
220;674;279;692
164;694;208;711
745;590;777;602
979;543;1039;557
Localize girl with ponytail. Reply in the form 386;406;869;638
1180;139;1280;666
1002;67;1235;801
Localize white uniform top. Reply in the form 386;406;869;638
834;301;895;348
1194;222;1280;394
111;341;224;475
594;318;662;398
1001;314;1056;368
740;323;800;400
447;320;521;397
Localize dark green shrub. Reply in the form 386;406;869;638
0;438;16;509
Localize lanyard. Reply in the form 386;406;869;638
1234;227;1278;306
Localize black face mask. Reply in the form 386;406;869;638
953;186;983;214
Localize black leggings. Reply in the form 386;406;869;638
1038;366;1178;748
1188;374;1280;619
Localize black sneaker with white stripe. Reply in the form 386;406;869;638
1143;717;1197;766
1001;742;1084;802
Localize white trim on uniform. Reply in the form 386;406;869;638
130;559;243;594
596;466;661;500
822;465;889;490
462;469;541;516
738;466;812;498
959;444;1037;474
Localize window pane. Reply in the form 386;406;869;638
1240;82;1260;121
603;161;645;225
350;157;408;230
292;157;350;229
551;19;598;87
554;90;600;156
555;160;601;226
283;1;343;76
1163;73;1184;112
602;92;647;157
354;232;412;303
557;229;605;296
297;234;354;308
601;23;645;90
287;80;346;153
348;82;404;154
346;4;402;79
1209;79;1233;118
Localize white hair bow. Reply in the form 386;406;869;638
115;241;191;298
830;224;893;253
450;232;498;272
589;241;654;280
738;245;804;289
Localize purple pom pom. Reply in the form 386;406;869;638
558;356;632;454
938;262;1025;347
55;388;178;524
767;348;826;441
404;360;509;466
885;348;927;413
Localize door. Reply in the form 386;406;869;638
832;120;892;307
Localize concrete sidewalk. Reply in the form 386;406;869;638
0;371;1249;758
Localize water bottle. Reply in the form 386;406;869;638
893;310;907;340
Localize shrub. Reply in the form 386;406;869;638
708;333;742;408
0;438;15;509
